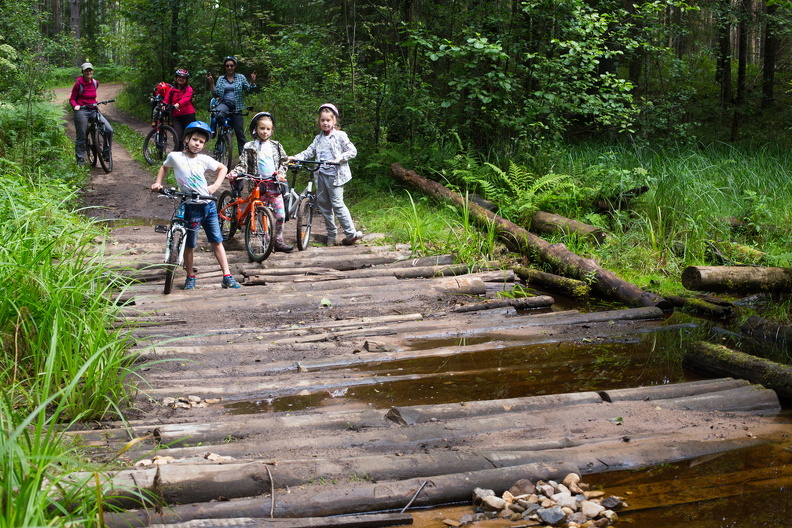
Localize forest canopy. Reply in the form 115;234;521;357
6;0;792;160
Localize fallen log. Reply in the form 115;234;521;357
594;185;649;213
684;341;792;401
600;378;750;402
665;294;734;319
141;514;414;528
451;295;554;313
391;164;668;310
530;211;606;244
102;462;579;527
741;315;792;346
681;265;792;293
513;266;591;299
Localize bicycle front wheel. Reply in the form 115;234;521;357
163;228;184;295
143;126;178;165
217;190;238;241
295;196;314;251
245;206;275;262
212;132;232;168
97;128;113;173
86;128;98;167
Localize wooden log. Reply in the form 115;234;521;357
102;462;579;527
684;341;792;401
386;392;602;425
600;378;750;402
681;265;792;293
391;164;668;310
741;315;792;346
665;294;735;319
513;266;591;299
452;295;554;313
594;185;649;213
530;211;606;244
147;513;414;528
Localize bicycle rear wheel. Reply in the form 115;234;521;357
143;126;178;165
217;190;238;241
295;196;314;251
86;128;98;167
163;229;184;295
212;132;232;168
245;206;275;262
97;127;113;173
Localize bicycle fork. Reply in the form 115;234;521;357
164;225;188;267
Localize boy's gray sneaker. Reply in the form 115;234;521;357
342;231;363;246
222;275;241;289
326;235;337;246
184;276;196;290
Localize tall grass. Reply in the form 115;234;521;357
0;171;137;420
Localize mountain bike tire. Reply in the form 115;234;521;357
245;206;275;262
163;229;184;295
97;128;113;173
212;132;232;169
295;196;314;251
143;126;178;165
218;190;238;241
86;128;98;167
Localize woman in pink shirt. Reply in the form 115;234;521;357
165;68;196;147
69;62;114;165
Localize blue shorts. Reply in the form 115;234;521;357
184;201;223;248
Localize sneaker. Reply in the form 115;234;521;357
222;275;241;289
274;242;293;253
326;235;337;246
342;231;363;246
184;276;196;289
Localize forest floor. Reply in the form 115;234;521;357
53;85;791;527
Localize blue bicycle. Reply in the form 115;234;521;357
209;101;252;168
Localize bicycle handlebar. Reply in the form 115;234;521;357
229;173;278;183
288;159;340;172
158;188;217;202
83;99;116;108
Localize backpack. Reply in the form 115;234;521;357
77;78;98;99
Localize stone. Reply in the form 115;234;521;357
517;495;540;507
602;509;618;522
459;514;473;525
508;478;536;496
563;473;585;494
601;496;624;510
502;490;515;503
442;520;461;527
581;501;606;518
584;491;605;499
472;487;495;506
537;506;566;526
538;483;556;498
567;512;589;524
509;503;526;513
481;495;507;511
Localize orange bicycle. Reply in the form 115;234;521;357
217;174;275;262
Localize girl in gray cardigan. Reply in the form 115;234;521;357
290;104;361;246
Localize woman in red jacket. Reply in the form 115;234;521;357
165;68;196;148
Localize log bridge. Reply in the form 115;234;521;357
79;207;788;527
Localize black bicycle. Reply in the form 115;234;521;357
84;99;115;173
154;188;217;294
143;95;178;165
209;102;252;168
285;160;339;250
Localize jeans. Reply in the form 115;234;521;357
74;108;114;162
184;201;223;247
213;103;246;159
315;172;356;239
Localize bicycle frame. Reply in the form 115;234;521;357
218;174;268;228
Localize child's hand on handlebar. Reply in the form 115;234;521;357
151;182;163;191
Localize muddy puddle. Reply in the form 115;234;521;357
223;308;792;528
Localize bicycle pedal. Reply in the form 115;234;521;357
154;224;168;233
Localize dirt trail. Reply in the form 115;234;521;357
53;85;791;527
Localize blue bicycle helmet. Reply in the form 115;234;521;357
249;111;275;138
223;56;237;66
184;121;212;141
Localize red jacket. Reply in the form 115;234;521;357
166;85;195;117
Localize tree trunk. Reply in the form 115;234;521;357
761;2;778;109
69;0;80;42
391;164;669;310
451;295;554;313
684;341;792;401
513;266;591;299
681;266;792;293
665;294;734;319
530;211;606;244
741;315;792;346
